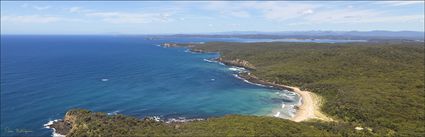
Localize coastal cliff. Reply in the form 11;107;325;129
48;109;178;137
47;109;91;135
215;58;256;70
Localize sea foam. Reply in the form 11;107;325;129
44;119;66;137
203;58;216;63
228;67;247;72
274;112;281;117
232;74;266;87
165;117;204;123
107;110;120;116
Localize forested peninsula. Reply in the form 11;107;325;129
51;41;425;136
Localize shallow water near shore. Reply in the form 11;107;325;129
1;35;304;136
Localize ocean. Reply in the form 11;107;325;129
1;35;305;136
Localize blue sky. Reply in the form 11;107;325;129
1;1;424;34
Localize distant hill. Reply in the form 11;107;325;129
175;31;424;40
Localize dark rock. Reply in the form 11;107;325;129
49;120;72;135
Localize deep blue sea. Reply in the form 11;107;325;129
0;35;301;136
1;36;362;136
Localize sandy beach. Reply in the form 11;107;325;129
277;85;332;122
235;72;332;122
180;46;332;122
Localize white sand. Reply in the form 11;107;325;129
278;85;333;122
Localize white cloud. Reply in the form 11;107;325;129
4;1;423;32
1;15;83;24
301;9;314;15
305;9;424;24
203;1;252;18
288;22;311;26
203;1;317;21
85;12;174;24
33;6;50;10
200;1;423;25
20;3;29;8
229;1;423;25
252;2;319;21
228;11;251;18
68;7;82;13
20;3;51;10
227;23;241;28
67;7;93;13
378;1;425;6
306;9;380;23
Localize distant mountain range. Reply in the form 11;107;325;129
174;31;424;40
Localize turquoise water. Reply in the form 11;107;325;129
1;35;303;136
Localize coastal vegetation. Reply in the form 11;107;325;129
188;41;425;136
54;41;424;136
52;109;333;136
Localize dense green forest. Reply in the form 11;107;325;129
58;41;424;136
59;109;333;137
189;41;425;136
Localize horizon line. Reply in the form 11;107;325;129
1;30;424;36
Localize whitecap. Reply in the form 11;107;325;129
232;74;266;87
43;120;55;128
288;92;297;96
274;112;281;117
44;119;66;137
153;116;161;122
297;98;302;106
228;67;246;72
228;67;239;71
165;117;204;123
279;94;295;100
287;105;297;117
107;110;119;116
53;132;66;137
101;78;109;82
203;59;216;63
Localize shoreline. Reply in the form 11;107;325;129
202;51;332;122
161;43;331;122
46;42;332;136
236;72;332;122
44;119;67;137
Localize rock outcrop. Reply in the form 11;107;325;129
161;43;179;47
216;58;256;70
48;109;83;135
